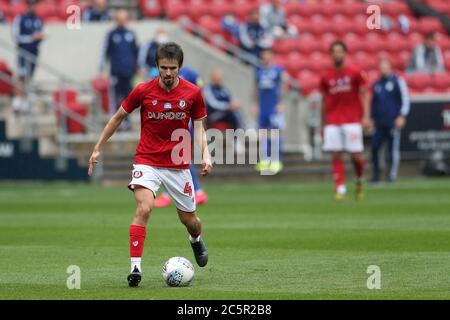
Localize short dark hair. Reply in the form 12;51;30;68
329;40;348;53
155;42;184;67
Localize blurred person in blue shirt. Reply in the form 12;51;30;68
82;0;111;22
11;0;45;113
138;27;168;80
370;57;410;183
99;9;138;129
222;8;273;60
203;68;243;130
254;49;286;174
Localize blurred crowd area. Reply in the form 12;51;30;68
0;0;449;96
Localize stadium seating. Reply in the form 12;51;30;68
2;0;449;94
139;0;163;18
90;76;110;114
53;88;88;133
153;0;449;94
0;60;13;96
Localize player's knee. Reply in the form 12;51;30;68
136;201;152;218
332;153;342;161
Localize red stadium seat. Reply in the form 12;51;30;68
418;17;445;34
197;15;222;34
300;3;322;17
318;33;337;53
9;1;27;18
436;32;450;51
210;0;233;18
319;3;341;18
35;1;57;20
343;33;365;53
289;15;314;34
165;0;188;21
352;52;378;71
273;38;299;55
297;36;321;54
385;33;410;53
66;103;88;134
188;1;213;20
297;73;321;96
405;73;433;92
45;16;65;24
364;33;386;53
352;14;370;36
90;76;110;114
432;73;450;91
0;60;13;96
53;88;89;133
284;1;303;16
379;1;411;17
341;2;365;18
53;88;77;107
139;0;163;18
234;1;256;21
0;2;9;18
331;15;353;37
444;51;450;70
308;53;333;73
285;52;309;77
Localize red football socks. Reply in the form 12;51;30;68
129;225;146;258
352;157;365;180
332;158;345;191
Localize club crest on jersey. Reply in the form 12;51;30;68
133;171;143;179
179;100;186;109
164;102;172;109
132;241;139;247
152;100;158;106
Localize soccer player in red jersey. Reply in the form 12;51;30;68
320;40;372;201
87;42;212;287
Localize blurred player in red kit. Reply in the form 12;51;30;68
320;40;371;201
88;42;212;287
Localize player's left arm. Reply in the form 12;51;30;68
360;87;372;130
395;77;410;129
358;70;372;130
193;119;212;176
192;90;212;176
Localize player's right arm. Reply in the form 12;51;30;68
88;107;128;176
319;76;327;136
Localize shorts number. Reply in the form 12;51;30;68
183;182;192;196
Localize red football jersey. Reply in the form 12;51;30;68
121;77;207;169
320;65;367;125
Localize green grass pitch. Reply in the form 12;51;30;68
0;178;449;300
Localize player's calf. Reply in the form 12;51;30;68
178;211;208;267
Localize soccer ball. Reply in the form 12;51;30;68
161;257;195;287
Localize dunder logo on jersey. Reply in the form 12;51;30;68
133;171;143;179
179;100;186;109
148;111;187;120
152;100;158;106
164;103;172;109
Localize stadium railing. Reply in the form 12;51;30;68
0;37;102;173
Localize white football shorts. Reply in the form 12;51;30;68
322;123;364;153
128;164;196;212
